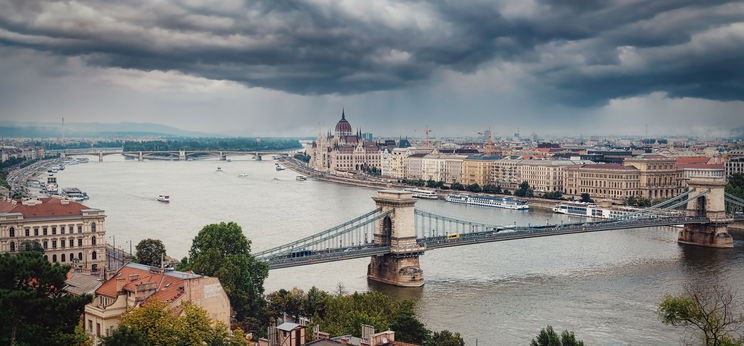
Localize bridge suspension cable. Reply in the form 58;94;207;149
414;209;506;239
254;208;392;261
610;190;692;221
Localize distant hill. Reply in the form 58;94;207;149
0;121;213;138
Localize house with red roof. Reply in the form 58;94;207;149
83;262;230;342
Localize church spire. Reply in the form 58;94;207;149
341;108;346;120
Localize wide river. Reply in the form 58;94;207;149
54;156;744;345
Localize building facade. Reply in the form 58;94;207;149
308;111;381;173
623;154;684;199
726;157;744;177
84;262;231;343
0;196;106;272
461;155;500;186
563;164;641;200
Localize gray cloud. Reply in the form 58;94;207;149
0;0;742;105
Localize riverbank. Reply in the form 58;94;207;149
281;158;563;212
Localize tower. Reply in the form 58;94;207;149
367;190;425;287
678;177;734;248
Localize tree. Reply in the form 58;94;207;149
542;191;563;200
658;283;744;346
183;222;269;321
425;330;465;346
115;300;248;346
530;326;585;346
135;238;167;266
580;193;593;203
483;184;502;194
726;173;744;200
465;184;482;192
514;181;535;197
267;288;306;321
450;182;464;190
0;251;92;345
391;308;430;344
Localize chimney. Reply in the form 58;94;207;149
128;274;139;281
115;278;126;292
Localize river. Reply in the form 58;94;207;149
54;156;744;345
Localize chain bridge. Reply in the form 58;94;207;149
255;177;744;287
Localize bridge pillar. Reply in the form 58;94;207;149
179;150;186;161
678;177;733;248
368;190;425;287
98;152;103;162
256;154;262;161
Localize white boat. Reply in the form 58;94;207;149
552;202;644;219
445;194;529;210
62;188;88;201
238;173;250;177
405;189;439;199
157;195;170;203
216;167;223;172
275;165;286;171
296;175;307;181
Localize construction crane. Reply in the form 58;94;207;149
478;128;497;154
414;127;433;148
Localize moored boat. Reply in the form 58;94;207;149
445;194;529;210
404;188;438;199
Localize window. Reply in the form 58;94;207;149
92;251;97;260
43;240;48;249
25;228;29;237
8;227;14;237
52;227;56;235
91;223;97;233
52;240;57;249
69;238;74;248
78;239;83;247
9;242;15;252
88;320;93;332
52;254;57;262
60;226;65;234
43;227;47;236
70;253;75;263
61;254;65;262
78;252;83;260
44;255;48;261
34;228;38;236
91;236;96;246
60;239;65;248
77;225;82;233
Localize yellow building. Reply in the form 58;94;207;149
563;163;641;201
461;155;501;186
623;154;684;199
83;262;231;343
0;196;106;272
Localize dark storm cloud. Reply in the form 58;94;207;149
0;0;742;104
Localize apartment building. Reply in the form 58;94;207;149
563;164;641;200
0;196;107;272
623;154;684;199
461;155;501;186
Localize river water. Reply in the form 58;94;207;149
54;156;744;345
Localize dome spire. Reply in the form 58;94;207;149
342;108;346;120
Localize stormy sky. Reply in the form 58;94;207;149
0;0;742;137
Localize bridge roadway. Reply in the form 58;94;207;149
264;215;719;269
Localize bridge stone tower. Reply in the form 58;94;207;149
368;190;425;287
678;177;733;248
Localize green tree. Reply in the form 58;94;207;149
267;288;306;321
0;251;92;345
514;181;535;197
530;325;585;346
303;286;330;318
450;182;465;190
391;308;430;344
542;191;563;200
483;184;502;194
116;300;248;346
135;238;167;266
726;173;744;200
580;193;593;203
658;283;743;346
183;222;269;321
425;330;465;346
465;184;482;192
101;325;147;346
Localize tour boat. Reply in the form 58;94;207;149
552;202;640;219
445;194;529;210
62;188;88;201
216;167;223;172
275;165;286;171
404;189;439;199
157;195;170;203
296;175;307;181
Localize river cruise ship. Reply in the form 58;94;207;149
62;188;89;201
445;194;529;210
552;202;637;219
405;189;439;199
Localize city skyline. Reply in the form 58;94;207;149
1;1;743;137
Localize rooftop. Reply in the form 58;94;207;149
95;262;203;301
0;197;100;219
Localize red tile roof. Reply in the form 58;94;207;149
677;163;724;169
676;157;710;164
580;164;637;170
0;198;91;218
96;265;187;302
